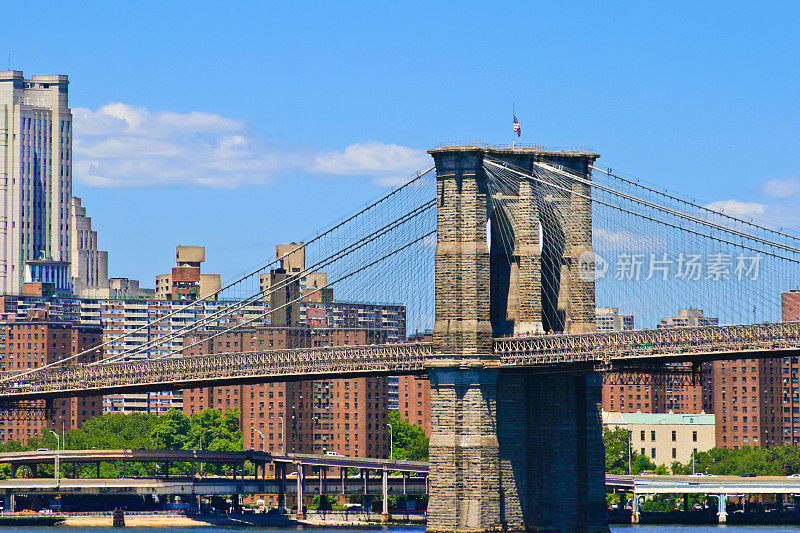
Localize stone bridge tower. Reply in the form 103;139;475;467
426;146;607;532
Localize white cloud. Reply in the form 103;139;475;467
310;142;431;186
73;103;430;188
703;198;800;230
704;200;766;218
73;104;291;188
762;177;800;198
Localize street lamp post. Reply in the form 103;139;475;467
254;429;266;480
628;430;632;475
199;429;210;477
279;414;285;452
387;423;393;459
53;432;61;485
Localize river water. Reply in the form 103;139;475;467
2;526;800;532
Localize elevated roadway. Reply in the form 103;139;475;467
0;449;428;474
0;476;427;497
605;474;800;495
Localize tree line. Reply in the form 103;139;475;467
0;408;242;479
0;409;431;479
605;427;800;476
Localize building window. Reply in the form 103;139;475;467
651;430;656;441
671;430;676;442
651;448;656;459
693;431;698;442
672;448;676;459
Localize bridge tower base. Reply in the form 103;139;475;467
427;368;606;533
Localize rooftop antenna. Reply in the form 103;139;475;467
7;53;10;71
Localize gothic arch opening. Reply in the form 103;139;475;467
489;205;518;337
539;202;566;332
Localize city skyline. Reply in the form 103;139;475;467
3;1;798;287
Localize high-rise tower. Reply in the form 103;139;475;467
0;70;72;294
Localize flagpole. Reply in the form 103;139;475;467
512;102;516;149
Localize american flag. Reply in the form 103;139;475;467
513;115;521;137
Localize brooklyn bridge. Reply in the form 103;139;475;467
3;145;800;532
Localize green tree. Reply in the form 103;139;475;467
631;454;657;475
640;495;677;512
387;411;428;461
603;427;631;474
150;409;192;450
603;427;657;474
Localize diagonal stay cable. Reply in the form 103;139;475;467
0;167;436;383
97;199;437;365
526;160;800;256
137;230;438;362
483;159;800;263
590;165;800;243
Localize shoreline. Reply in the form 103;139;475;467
63;513;427;528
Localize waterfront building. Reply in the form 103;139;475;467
702;357;781;448
602;411;715;465
181;327;391;461
780;290;800;445
183;244;400;462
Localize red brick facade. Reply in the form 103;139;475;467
0;312;103;444
181;327;390;471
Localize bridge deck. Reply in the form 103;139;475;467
2;322;799;400
496;322;800;369
0;343;431;401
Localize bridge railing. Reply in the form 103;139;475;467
433;141;595;153
495;322;800;367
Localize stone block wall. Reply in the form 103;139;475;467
426;146;605;532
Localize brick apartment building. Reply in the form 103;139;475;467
0;310;103;445
702;357;782;448
700;291;800;448
603;301;800;450
603;309;713;415
182;326;392;468
781;290;800;445
396;374;431;436
155;246;221;302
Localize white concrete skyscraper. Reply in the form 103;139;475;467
0;70;73;294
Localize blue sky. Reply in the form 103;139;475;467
4;1;799;286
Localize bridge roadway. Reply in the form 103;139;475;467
1;322;800;400
0;476;427;497
605;474;800;522
0;449;428;473
605;474;800;495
